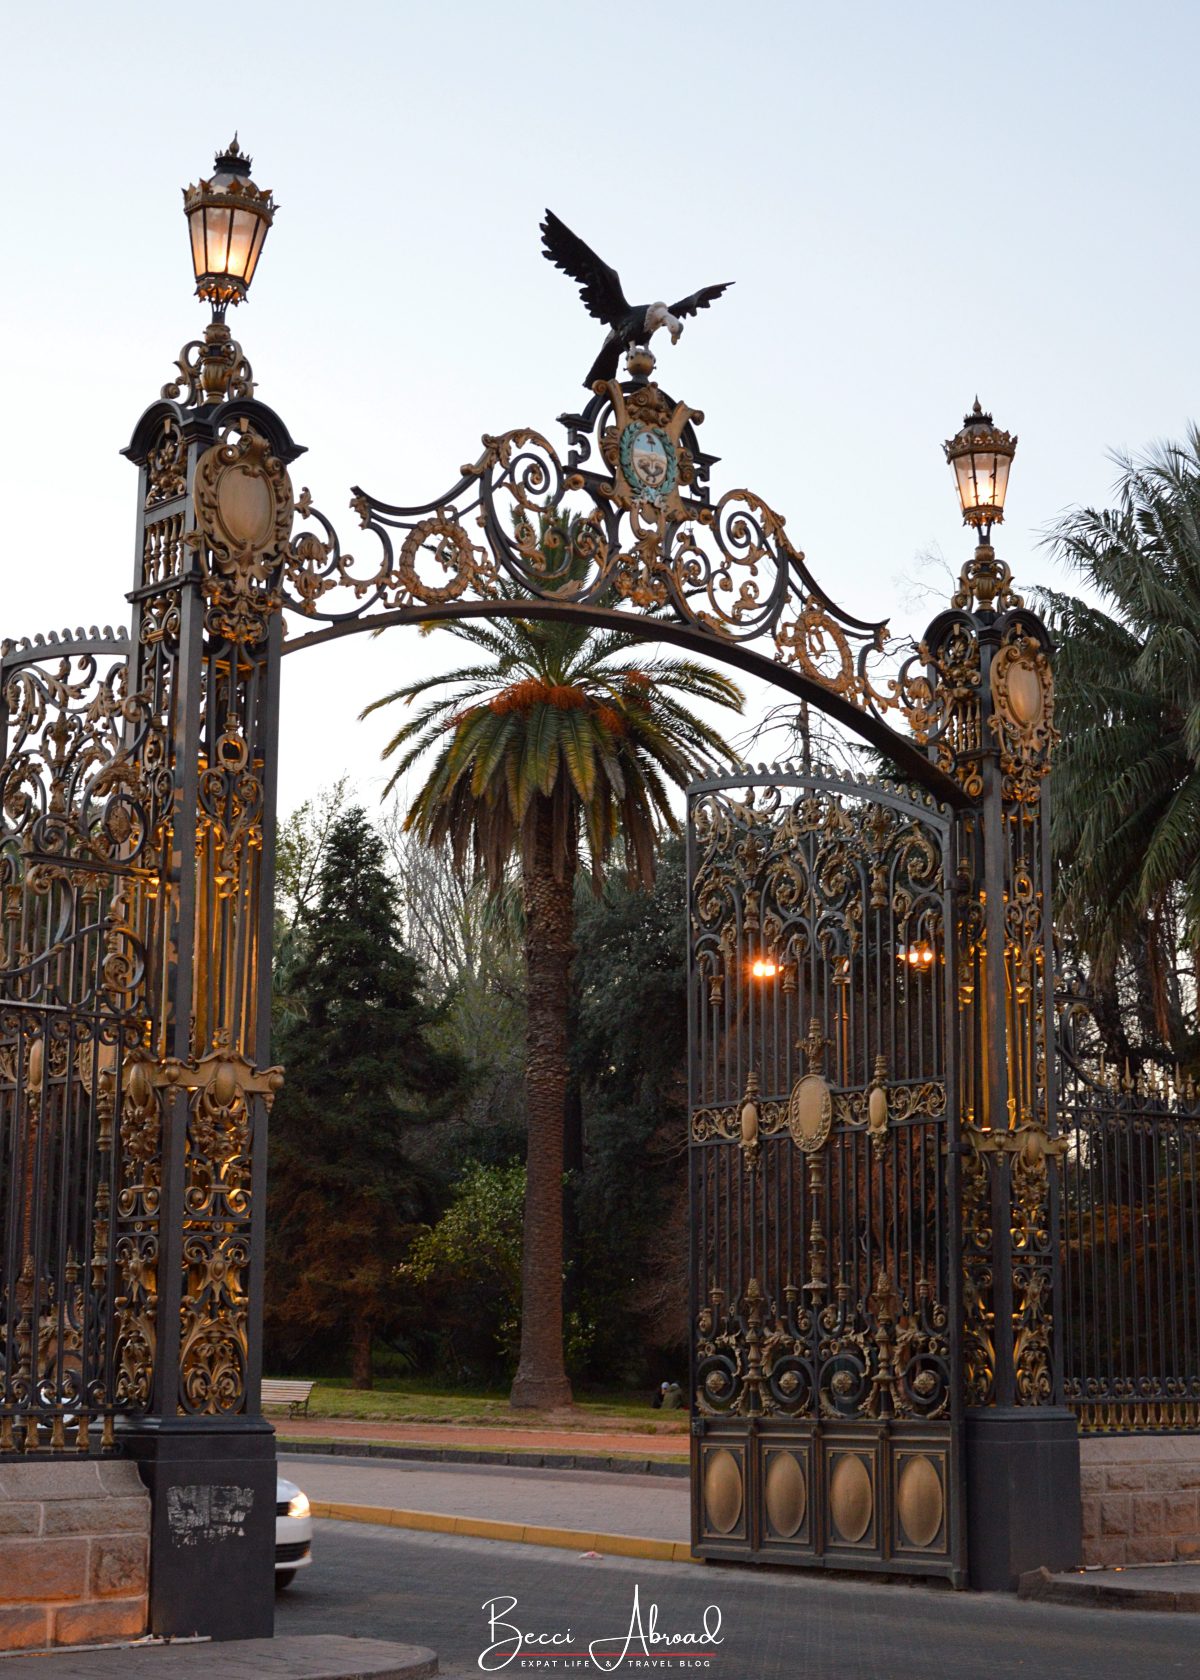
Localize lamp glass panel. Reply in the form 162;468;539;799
188;212;206;282
244;218;268;287
226;207;258;281
204;205;232;276
973;450;999;508
991;452;1011;512
953;453;976;514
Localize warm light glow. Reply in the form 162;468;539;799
751;958;778;980
183;140;275;310
900;944;936;968
943;401;1016;531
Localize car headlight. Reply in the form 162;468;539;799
286;1492;310;1520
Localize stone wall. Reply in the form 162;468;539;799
0;1460;149;1651
1080;1435;1200;1566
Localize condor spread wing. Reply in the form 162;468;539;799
541;210;629;326
670;281;734;320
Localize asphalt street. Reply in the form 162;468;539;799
279;1453;688;1539
279;1517;1200;1680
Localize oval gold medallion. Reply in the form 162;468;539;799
828;1453;873;1544
1007;661;1044;730
764;1450;806;1539
703;1448;743;1536
867;1085;888;1131
217;466;275;549
897;1453;944;1549
788;1074;832;1153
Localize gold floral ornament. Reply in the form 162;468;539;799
990;628;1057;803
787;1018;833;1154
275;375;914;735
134;1045;283;1415
191;422;295;644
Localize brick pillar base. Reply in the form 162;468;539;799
0;1461;149;1651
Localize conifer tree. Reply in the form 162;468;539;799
265;805;463;1386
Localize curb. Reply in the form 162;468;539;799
312;1498;699;1564
1018;1564;1200;1612
278;1437;689;1478
0;1635;437;1677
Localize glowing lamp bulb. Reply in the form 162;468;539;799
901;944;935;968
751;958;777;980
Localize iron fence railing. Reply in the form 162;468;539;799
1061;1048;1200;1432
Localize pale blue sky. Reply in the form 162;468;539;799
3;1;1194;816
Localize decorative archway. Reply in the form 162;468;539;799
0;224;1072;1633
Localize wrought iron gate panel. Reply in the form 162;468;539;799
687;771;964;1581
0;632;161;1452
1059;1002;1200;1432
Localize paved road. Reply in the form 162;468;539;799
280;1453;689;1539
280;1517;1200;1680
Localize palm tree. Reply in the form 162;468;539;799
1040;426;1200;1050
364;583;743;1407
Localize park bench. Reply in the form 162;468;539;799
262;1378;314;1420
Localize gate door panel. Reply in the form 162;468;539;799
687;772;964;1582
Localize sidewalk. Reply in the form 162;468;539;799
1020;1561;1200;1611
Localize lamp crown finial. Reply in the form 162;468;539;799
214;135;252;175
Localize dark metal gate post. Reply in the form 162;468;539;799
115;390;302;1639
919;548;1081;1588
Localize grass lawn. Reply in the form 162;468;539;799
267;1375;687;1431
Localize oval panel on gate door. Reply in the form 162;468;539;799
828;1454;873;1544
703;1448;743;1535
764;1450;806;1539
897;1453;944;1549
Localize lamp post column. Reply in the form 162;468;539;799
925;404;1081;1588
113;141;299;1641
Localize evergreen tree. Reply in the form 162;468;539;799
265;805;463;1387
571;839;690;1380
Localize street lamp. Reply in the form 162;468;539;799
163;138;275;407
944;399;1020;613
944;400;1016;540
183;136;275;319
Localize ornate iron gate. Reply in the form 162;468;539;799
0;629;161;1452
688;770;965;1582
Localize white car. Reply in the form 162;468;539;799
276;1474;313;1588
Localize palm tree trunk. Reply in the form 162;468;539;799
510;799;575;1409
352;1318;373;1390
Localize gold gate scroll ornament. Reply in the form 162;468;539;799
989;630;1057;801
788;1018;832;1153
867;1055;889;1153
788;1075;832;1153
192;422;295;643
740;1069;761;1169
